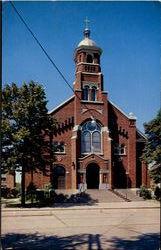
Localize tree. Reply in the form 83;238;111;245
142;109;161;184
2;81;56;206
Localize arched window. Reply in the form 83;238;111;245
79;55;81;62
93;131;101;152
114;143;126;155
53;141;65;152
82;121;101;154
83;86;89;100
82;131;91;153
86;54;93;63
91;87;97;101
120;144;125;155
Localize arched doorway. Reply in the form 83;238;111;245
86;163;100;189
53;166;66;189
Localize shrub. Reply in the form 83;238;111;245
26;181;37;201
1;187;11;198
36;190;45;202
43;183;53;191
139;185;152;199
154;186;161;201
11;188;20;198
43;183;54;200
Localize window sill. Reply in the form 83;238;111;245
81;100;104;104
82;152;103;156
114;153;127;156
54;152;66;155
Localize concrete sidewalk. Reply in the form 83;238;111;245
2;200;160;217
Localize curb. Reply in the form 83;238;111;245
2;205;160;216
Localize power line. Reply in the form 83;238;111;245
9;1;95;119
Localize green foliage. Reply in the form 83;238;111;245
1;187;11;198
2;81;57;206
1;187;20;198
43;183;53;191
139;186;152;200
11;188;20;198
154;186;161;201
26;181;37;201
149;165;161;184
26;181;37;194
142;109;161;184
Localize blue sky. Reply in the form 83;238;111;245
2;1;160;132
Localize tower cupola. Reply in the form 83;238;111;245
73;20;104;101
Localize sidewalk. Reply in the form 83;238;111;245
2;200;160;217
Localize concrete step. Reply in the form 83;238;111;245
85;189;125;203
114;189;144;201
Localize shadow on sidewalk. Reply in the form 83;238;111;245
106;233;160;250
2;233;103;250
5;192;98;208
1;232;160;250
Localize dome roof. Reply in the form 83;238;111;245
78;37;96;47
77;26;98;48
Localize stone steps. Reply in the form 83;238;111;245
85;189;125;203
114;189;144;201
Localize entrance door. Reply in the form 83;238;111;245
53;166;66;189
86;163;99;189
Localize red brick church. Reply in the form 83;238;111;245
6;24;150;190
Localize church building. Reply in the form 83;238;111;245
7;24;150;190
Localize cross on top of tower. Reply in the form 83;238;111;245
84;17;90;38
84;17;90;30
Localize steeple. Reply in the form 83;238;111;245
73;22;104;101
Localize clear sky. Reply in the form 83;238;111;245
2;1;160;132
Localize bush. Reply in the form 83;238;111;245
36;190;45;202
154;186;161;201
1;187;11;198
43;183;54;200
139;186;152;199
26;182;37;201
11;188;20;198
43;183;53;191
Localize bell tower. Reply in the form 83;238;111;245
73;20;104;102
71;21;111;190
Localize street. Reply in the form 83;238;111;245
2;206;160;249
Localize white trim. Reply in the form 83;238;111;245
71;136;77;139
76;71;100;75
54;152;66;155
79;153;107;161
102;126;109;132
73;125;81;131
48;96;74;114
77;62;99;66
81;100;104;104
82;82;99;89
136;129;147;140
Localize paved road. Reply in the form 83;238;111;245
2;207;160;249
